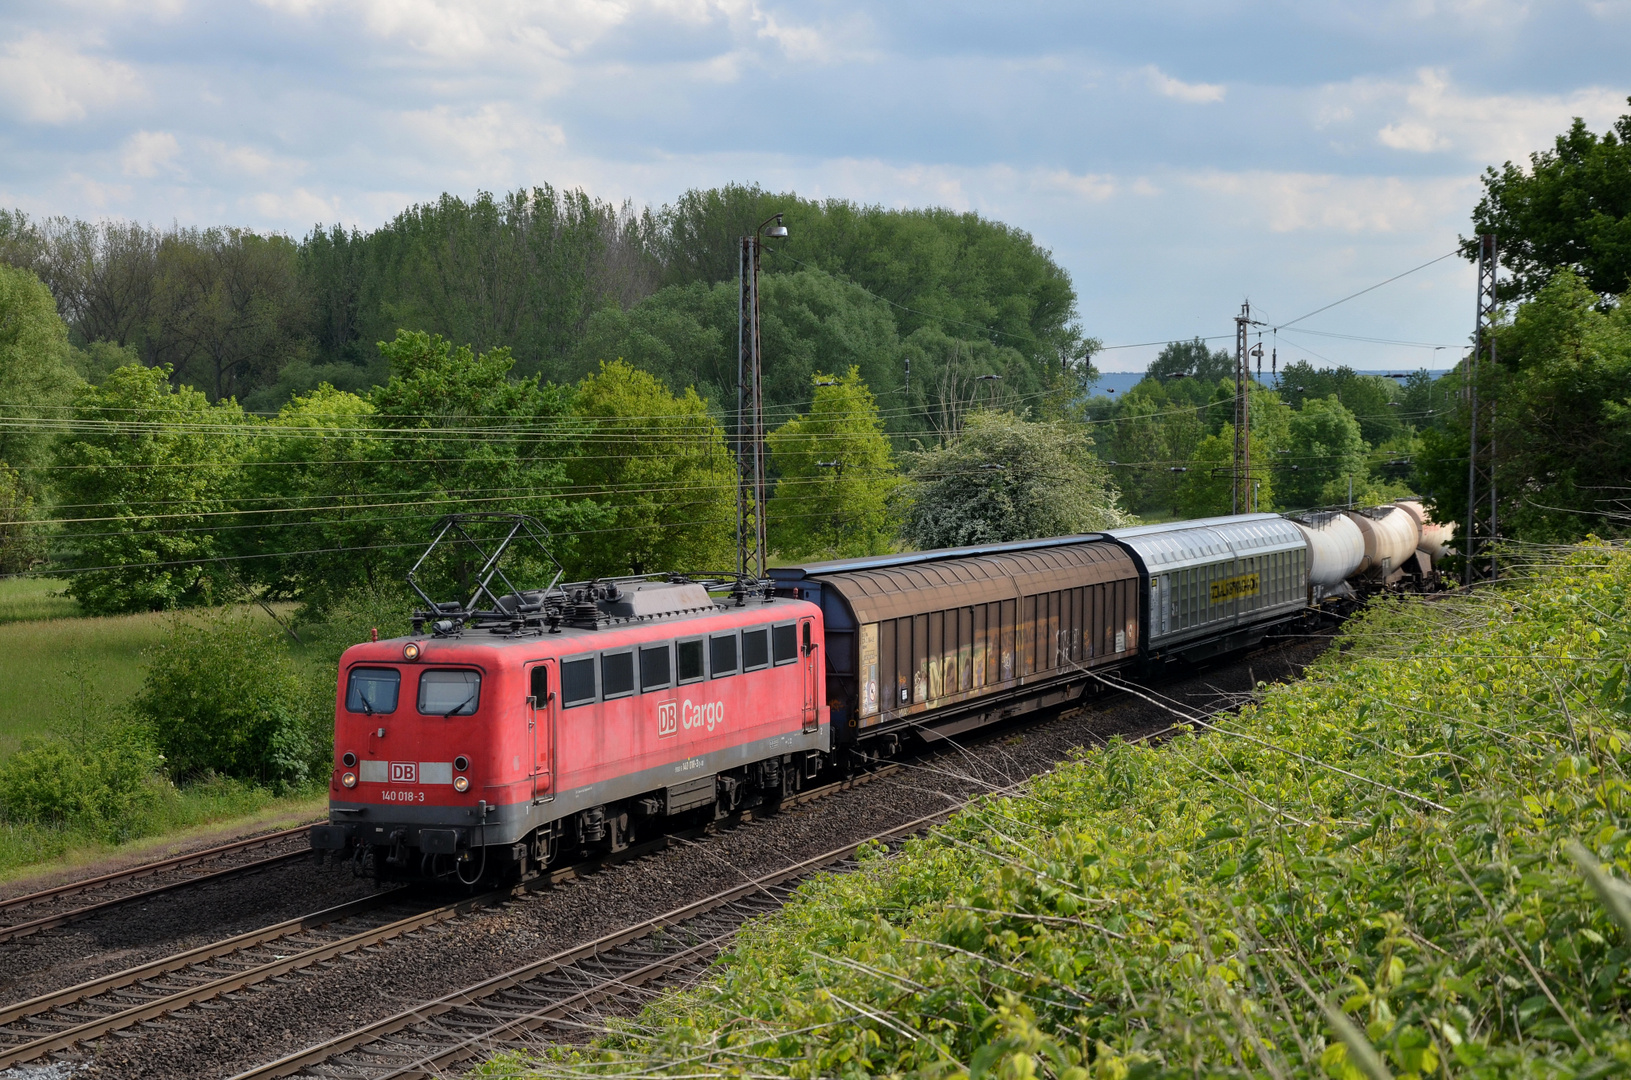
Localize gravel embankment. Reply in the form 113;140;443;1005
38;638;1326;1080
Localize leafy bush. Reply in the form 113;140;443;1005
0;721;165;839
133;611;328;790
552;542;1631;1079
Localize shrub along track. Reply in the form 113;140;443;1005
17;636;1327;1080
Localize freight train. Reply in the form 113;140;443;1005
311;501;1452;882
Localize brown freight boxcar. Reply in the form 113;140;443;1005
769;536;1140;751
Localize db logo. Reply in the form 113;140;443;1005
389;761;417;783
656;702;678;738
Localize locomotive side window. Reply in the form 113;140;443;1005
677;639;705;684
418;669;481;716
771;623;797;665
529;665;548;704
602;651;635;699
742;627;770;670
709;633;738;678
640;644;672;692
561;657;596;707
346;668;400;715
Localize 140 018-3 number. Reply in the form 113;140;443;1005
380;790;425;803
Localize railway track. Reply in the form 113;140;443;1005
0;824;317;943
0;768;906;1073
231;805;958;1080
220;642;1314;1079
6;637;1319;1077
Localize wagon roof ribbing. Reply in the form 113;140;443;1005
791;542;1137;625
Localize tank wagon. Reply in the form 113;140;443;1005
314;502;1454;882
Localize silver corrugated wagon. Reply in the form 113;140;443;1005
1106;513;1310;663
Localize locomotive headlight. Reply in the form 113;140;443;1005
402;641;421;661
453;775;470;793
341;771;357;788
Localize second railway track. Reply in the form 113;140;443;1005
0;768;904;1073
234;805;960;1080
0;825;318;943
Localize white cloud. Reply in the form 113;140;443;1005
1339;68;1628;161
1187;169;1475;234
121;130;180;177
1143;65;1225;104
0;33;142;123
1377;120;1447;152
248;187;341;223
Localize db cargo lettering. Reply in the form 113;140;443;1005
682;700;725;733
656;700;726;738
1209;573;1260;603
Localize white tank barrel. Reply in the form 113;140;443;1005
1344;505;1420;575
1395;499;1456;560
1290;512;1365;587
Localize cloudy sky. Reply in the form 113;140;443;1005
2;1;1627;371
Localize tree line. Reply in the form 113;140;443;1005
0;184;1091;431
2;91;1629;613
1082;338;1456;521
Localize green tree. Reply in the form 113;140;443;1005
566;360;734;577
1418;270;1631;541
767;369;900;559
368;330;596;597
236;384;386;604
1147;337;1234;386
154;228;310;401
1176;386;1288;518
653;184;1080;375
0;263;78;485
0;463;41;573
53;364;245;614
573;268;907;430
1097;378;1207;518
1276;360;1404;447
1278;395;1368;510
901;411;1127;549
1468;100;1631;300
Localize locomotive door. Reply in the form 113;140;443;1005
526;661;556;802
800;619;818;732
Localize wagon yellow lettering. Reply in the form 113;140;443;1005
1209;573;1260;603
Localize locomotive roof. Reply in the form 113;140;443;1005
377;592;815;650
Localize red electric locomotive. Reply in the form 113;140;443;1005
311;518;827;883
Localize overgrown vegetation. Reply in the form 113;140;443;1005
505;542;1631;1078
0;593;401;874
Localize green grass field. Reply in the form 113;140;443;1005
0;577;81;624
0;607;172;758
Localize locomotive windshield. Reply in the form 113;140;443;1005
346;668;400;714
418;669;481;716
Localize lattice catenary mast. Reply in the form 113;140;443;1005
1464;234;1498;585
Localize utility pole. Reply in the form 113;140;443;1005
737;213;787;580
1464;233;1498;586
1233;302;1255;515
